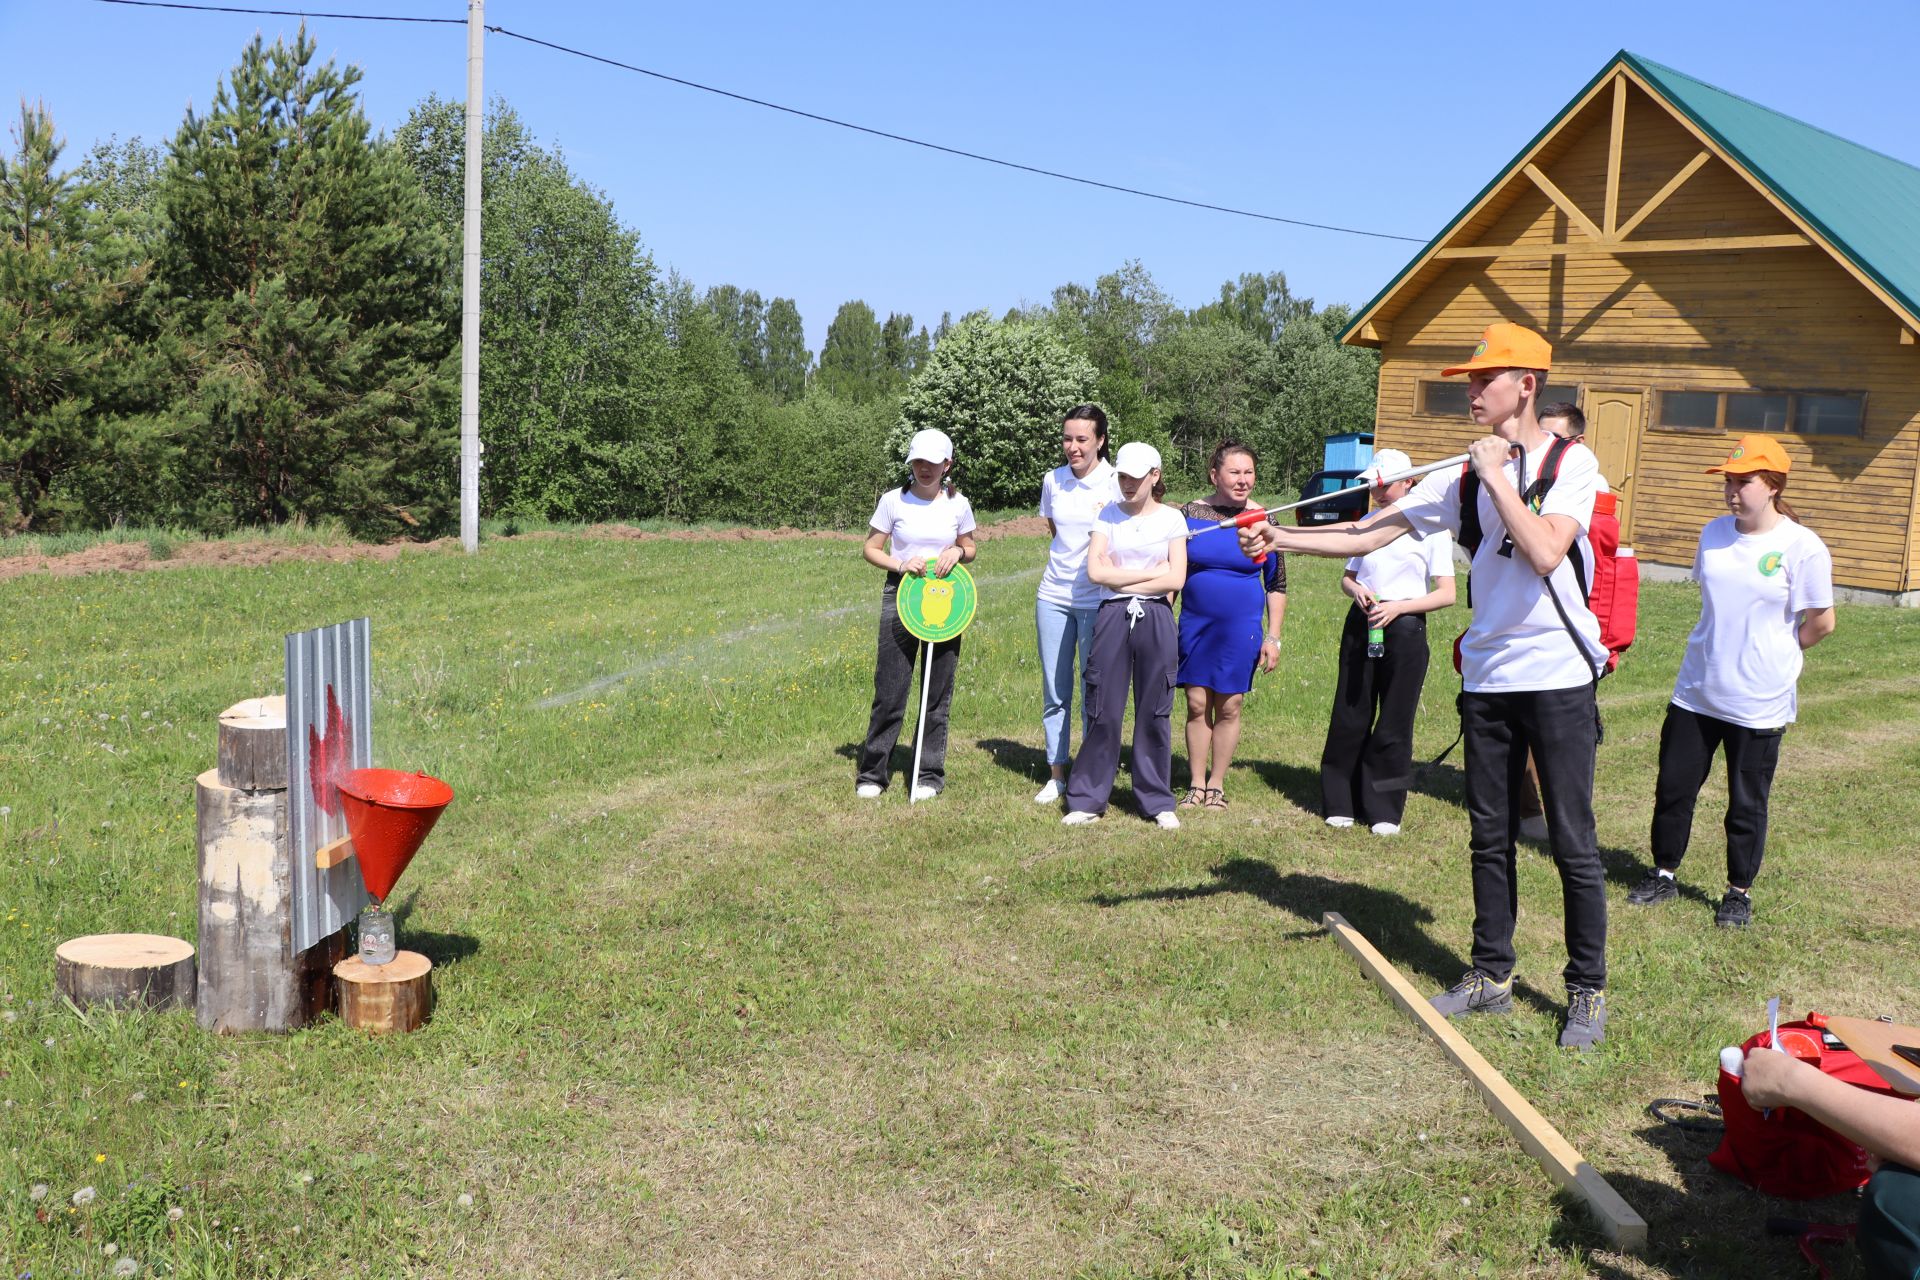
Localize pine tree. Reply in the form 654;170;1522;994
158;30;455;535
0;103;166;530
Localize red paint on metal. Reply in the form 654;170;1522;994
336;768;453;903
307;686;354;817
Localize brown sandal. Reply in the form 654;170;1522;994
1178;787;1208;809
1203;788;1228;810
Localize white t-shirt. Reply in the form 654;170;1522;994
1090;501;1188;603
1671;516;1833;728
1037;460;1120;609
868;487;977;564
1393;437;1605;693
1347;528;1455;602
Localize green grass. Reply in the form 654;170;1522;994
3;531;1917;1277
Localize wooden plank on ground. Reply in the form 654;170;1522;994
1321;911;1649;1253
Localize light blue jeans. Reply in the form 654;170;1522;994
1036;597;1100;766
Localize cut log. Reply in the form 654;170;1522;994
334;950;433;1033
194;767;343;1032
55;934;195;1011
217;695;287;791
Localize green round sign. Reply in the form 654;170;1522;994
896;562;977;643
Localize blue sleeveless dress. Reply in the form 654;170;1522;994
1177;500;1285;694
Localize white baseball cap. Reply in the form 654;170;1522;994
906;429;954;464
1357;448;1412;487
1114;441;1162;478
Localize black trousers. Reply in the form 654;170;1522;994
856;576;960;790
1649;704;1784;890
1319;606;1430;826
1064;596;1178;817
1860;1162;1920;1280
1460;685;1607;992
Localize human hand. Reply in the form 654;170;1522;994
899;554;929;577
1467;435;1515;482
1238;523;1282;558
1366;599;1403;628
1739;1042;1814;1111
933;546;962;578
1347;583;1377;610
1258;639;1281;674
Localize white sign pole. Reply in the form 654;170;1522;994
459;0;485;552
908;642;932;803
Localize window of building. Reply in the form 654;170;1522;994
1417;380;1582;417
1653;389;1864;436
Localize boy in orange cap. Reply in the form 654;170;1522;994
1239;322;1613;1049
1628;434;1834;926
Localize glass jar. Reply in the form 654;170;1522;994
358;904;396;966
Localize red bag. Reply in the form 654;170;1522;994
1586;493;1637;673
1710;1019;1901;1199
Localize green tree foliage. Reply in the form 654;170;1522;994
1190;270;1313;344
1261;304;1381;489
158;30;455;536
816;300;887;403
729;388;897;528
395;95;672;522
704;284;768;386
762;296;810;402
0;104;170;531
894;316;1096;509
1149;322;1273;486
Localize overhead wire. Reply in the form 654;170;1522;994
91;0;1426;243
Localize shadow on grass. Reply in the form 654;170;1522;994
1240;759;1321;813
1551;1117;1858;1278
1090;858;1558;1016
390;889;481;968
977;737;1051;785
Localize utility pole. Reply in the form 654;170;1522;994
459;0;485;552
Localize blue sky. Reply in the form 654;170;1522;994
5;0;1918;354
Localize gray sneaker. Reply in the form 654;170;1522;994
1715;889;1753;928
1430;970;1514;1018
1560;987;1607;1050
1627;869;1679;906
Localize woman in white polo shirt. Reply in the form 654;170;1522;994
1062;442;1189;829
1629;434;1835;928
854;429;978;801
1033;404;1119;803
1318;449;1456;836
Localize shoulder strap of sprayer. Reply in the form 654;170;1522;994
1509;441;1609;688
1458;436;1588;596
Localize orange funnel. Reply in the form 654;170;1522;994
336;768;454;902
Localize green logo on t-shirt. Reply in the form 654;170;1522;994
1757;551;1784;577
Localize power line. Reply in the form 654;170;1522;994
91;0;1427;244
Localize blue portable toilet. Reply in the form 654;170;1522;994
1322;432;1375;472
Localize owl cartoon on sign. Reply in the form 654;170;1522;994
922;577;955;627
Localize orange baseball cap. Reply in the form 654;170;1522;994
1707;434;1792;476
1441;322;1553;376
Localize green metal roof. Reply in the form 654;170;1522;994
1341;51;1920;343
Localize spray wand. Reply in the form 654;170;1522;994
1178;451;1472;555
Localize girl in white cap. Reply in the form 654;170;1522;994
1317;449;1456;835
1062;442;1189;828
854;429;977;800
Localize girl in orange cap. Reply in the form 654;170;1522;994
1627;434;1835;927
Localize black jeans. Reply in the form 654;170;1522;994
1460;684;1607;992
1860;1163;1920;1280
1320;606;1430;826
1649;704;1784;890
856;576;960;791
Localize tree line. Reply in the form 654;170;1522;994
0;29;1378;539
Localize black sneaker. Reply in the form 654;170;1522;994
1715;889;1753;928
1627;869;1679;906
1430;970;1514;1018
1560;987;1607;1050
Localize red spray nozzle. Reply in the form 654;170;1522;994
1230;505;1271;564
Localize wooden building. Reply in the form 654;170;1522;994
1342;51;1920;598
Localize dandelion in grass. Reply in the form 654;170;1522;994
166;1206;183;1222
29;1183;48;1201
94;1154;105;1164
457;1193;473;1208
103;1242;118;1256
113;1258;138;1277
72;1186;95;1206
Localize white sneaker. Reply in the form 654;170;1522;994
1061;811;1101;826
855;783;884;799
1370;822;1401;837
910;784;939;802
1325;816;1355;829
1153;811;1181;830
1033;779;1062;804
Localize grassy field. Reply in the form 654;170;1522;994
3;529;1918;1278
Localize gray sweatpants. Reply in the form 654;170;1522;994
1064;596;1178;817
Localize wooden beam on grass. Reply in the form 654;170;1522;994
1321;912;1649;1253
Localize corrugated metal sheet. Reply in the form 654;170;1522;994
285;619;373;953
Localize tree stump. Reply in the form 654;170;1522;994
217;695;287;791
195;767;343;1032
334;951;433;1033
55;934;196;1011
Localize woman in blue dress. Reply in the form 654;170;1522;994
1177;440;1285;809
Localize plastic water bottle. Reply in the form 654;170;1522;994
1720;1045;1745;1078
358;904;396;966
1367;625;1386;659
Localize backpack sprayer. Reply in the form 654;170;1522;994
1176;451;1472;560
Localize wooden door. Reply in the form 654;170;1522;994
1585;389;1646;541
